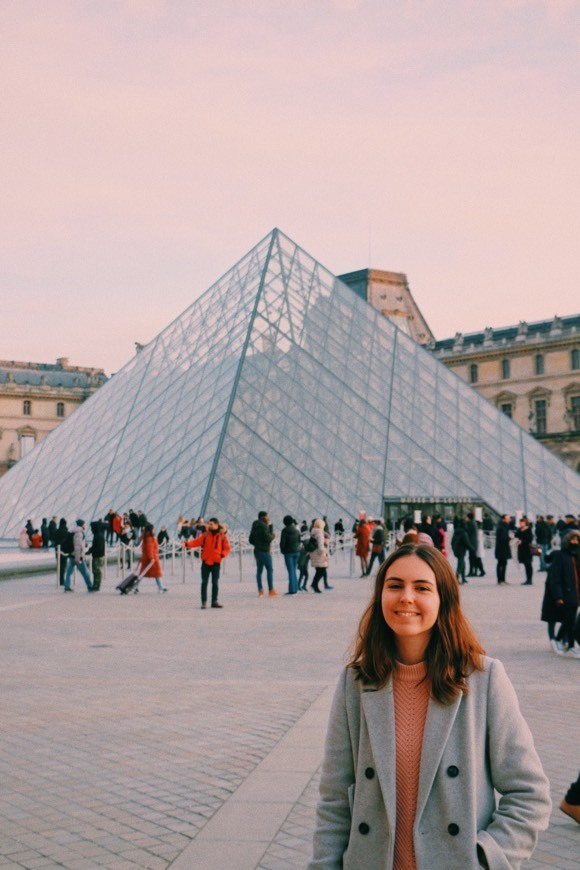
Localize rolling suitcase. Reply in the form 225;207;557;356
116;561;153;594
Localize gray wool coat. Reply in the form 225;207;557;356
309;657;551;870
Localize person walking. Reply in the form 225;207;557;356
515;516;534;585
183;517;230;608
249;511;278;597
451;518;470;584
280;515;301;595
309;543;551;869
495;514;512;585
354;518;371;577
310;519;331;593
135;523;167;593
541;530;580;656
366;521;387;576
64;520;94;592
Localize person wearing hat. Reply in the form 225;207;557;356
64;520;94;592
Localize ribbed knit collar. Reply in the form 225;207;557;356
394;660;428;682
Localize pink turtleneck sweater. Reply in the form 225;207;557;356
392;660;430;870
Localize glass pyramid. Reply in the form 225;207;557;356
0;228;578;539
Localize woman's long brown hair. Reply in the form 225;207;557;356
349;543;485;704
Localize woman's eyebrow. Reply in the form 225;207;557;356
385;576;436;585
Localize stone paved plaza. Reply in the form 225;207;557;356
0;548;578;869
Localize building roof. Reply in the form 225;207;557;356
434;314;580;353
0;358;107;390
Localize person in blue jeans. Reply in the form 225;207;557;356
280;515;301;595
64;519;94;592
249;511;278;597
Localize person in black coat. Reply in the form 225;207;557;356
515;516;534;585
495;514;512;585
280;515;301;594
87;520;107;591
541;530;580;655
451;519;470;584
55;518;70;587
465;512;479;576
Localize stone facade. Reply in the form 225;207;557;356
0;358;107;476
339;268;435;346
432;316;580;473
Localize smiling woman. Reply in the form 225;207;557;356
309;544;552;870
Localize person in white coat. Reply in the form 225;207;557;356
310;518;332;593
310;543;551;869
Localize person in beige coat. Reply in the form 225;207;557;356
310;519;332;593
310;543;551;869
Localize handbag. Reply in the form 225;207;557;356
530;545;542;556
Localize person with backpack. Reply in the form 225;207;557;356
64;519;94;592
366;520;386;575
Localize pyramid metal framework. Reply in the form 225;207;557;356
0;228;578;539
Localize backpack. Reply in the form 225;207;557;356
61;531;75;555
305;535;318;553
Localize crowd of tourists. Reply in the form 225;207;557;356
16;507;580;659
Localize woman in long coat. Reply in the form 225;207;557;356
309;544;551;869
310;519;331;593
136;524;167;592
541;530;580;655
355;520;371;577
515;517;534;585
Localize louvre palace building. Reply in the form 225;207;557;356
0;229;577;540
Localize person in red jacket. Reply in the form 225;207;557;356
136;524;168;593
183;517;231;609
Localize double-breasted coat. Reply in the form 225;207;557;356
309;657;550;869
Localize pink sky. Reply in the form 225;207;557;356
2;0;579;373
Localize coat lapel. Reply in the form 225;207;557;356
415;693;462;821
361;685;397;832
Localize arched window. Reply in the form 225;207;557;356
501;358;510;379
23;400;31;416
56;402;65;418
469;363;478;384
572;348;580;370
534;354;544;375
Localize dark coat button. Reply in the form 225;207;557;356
365;767;375;779
448;823;460;836
446;765;459;778
358;822;370;835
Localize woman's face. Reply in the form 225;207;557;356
381;555;440;659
